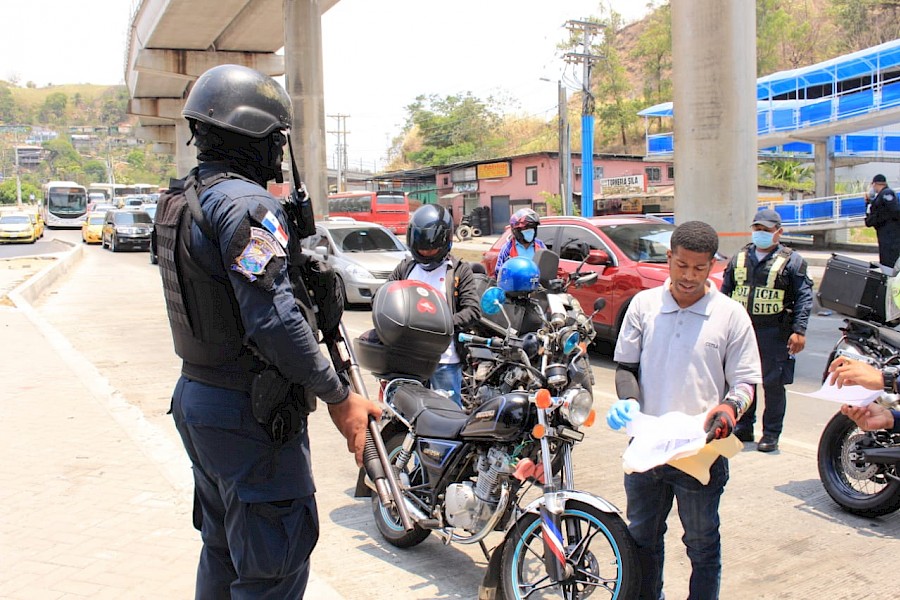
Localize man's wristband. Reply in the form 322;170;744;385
883;366;899;394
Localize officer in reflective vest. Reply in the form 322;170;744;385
720;209;813;453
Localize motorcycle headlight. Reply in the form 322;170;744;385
560;387;593;427
561;329;580;355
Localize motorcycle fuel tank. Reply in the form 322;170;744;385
461;391;531;441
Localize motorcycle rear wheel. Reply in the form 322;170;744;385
817;411;900;517
371;433;432;548
500;500;639;599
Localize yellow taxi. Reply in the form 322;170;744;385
0;212;37;244
27;211;44;239
81;212;106;244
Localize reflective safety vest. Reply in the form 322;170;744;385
730;246;793;319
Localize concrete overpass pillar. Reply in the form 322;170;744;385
284;0;328;218
814;138;849;244
174;118;196;178
814;139;834;198
672;0;757;256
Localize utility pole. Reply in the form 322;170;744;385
328;114;349;192
14;129;22;208
557;81;572;216
565;19;604;217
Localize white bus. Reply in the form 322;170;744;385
41;181;88;228
87;183;138;204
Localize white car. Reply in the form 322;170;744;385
302;221;410;305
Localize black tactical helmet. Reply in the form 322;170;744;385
407;204;454;271
182;64;292;138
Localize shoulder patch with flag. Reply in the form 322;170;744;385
260;210;289;248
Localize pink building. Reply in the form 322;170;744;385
433;152;673;234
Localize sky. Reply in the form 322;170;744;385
0;0;653;171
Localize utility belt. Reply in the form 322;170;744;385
251;364;316;446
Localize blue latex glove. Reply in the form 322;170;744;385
606;399;640;430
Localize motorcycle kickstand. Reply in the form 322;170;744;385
479;540;492;561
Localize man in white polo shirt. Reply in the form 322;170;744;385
605;220;762;600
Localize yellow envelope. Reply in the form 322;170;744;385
667;435;744;484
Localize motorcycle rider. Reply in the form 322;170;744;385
720;208;813;452
827;356;900;433
388;204;481;406
864;174;900;269
605;220;762;600
157;64;380;597
494;207;546;273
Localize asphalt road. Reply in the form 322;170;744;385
18;225;900;599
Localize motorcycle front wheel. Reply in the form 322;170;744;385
817;411;900;517
371;433;432;548
501;500;639;599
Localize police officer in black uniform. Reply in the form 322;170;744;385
720;209;813;453
155;64;380;598
865;174;900;269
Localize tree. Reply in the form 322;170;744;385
0;179;40;204
592;11;643;151
39;92;68;124
759;159;813;196
83;159;108;182
632;2;672;106
829;0;900;52
391;93;506;167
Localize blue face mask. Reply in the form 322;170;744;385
751;230;776;249
521;229;536;243
868;186;877;201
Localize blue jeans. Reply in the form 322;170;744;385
624;457;729;600
429;362;463;407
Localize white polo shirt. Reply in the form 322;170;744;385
614;279;762;417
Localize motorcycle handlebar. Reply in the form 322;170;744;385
458;332;505;347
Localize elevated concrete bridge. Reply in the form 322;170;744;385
126;0;339;208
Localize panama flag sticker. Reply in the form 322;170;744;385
261;211;289;248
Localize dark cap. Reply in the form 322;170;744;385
873;174;887;184
752;208;781;228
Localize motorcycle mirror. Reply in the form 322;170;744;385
593;298;606;312
481;286;507;315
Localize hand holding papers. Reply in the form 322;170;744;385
621;411;743;484
793;380;882;407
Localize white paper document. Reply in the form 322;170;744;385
622;411;709;473
792;380;882;407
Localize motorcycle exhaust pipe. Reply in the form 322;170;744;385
339;322;415;532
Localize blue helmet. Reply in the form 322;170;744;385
497;257;540;294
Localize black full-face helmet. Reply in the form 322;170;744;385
407;204;454;271
182;64;292;138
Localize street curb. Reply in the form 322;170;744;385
8;242;84;307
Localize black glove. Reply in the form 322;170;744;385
704;402;737;443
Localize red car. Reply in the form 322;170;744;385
482;215;726;346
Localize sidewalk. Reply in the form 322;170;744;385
0;249;343;599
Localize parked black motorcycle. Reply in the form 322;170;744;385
353;273;639;599
817;316;900;517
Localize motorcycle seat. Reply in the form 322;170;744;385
391;382;470;439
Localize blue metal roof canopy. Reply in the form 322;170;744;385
757;39;900;99
640;39;900;117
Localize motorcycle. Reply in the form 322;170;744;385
817;316;900;517
462;250;601;413
354;256;639;600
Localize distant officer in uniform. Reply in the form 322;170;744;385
720;209;813;453
494;208;546;273
865;174;900;269
155;64;380;598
